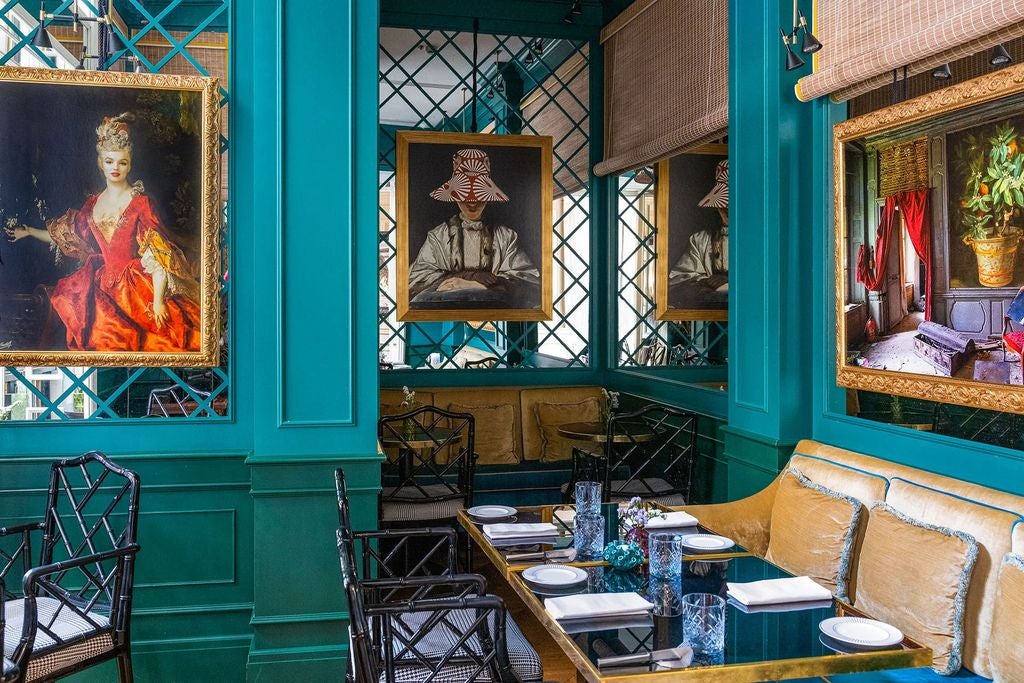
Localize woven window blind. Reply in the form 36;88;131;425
796;0;1024;103
594;0;728;177
522;50;590;195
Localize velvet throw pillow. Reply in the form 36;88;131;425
854;503;978;675
446;403;518;465
765;468;863;600
534;398;601;462
990;553;1024;681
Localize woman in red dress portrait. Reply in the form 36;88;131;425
5;112;200;352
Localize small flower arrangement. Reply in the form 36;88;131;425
600;388;620;426
619;496;662;528
400;386;417;410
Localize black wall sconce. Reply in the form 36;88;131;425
31;1;128;63
780;6;821;71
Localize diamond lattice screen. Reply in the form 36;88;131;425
616;167;728;368
0;0;229;421
378;28;591;370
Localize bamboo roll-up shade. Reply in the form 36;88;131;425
522;49;590;196
594;0;728;177
796;0;1024;103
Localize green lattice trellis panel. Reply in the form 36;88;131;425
615;166;728;368
378;28;591;370
0;0;230;421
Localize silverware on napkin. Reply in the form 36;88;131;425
597;646;693;669
505;548;577;562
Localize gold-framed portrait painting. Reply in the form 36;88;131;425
396;131;553;322
0;67;221;367
655;144;729;321
835;63;1024;414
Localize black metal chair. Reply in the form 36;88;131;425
1;581;17;683
334;468;543;682
603;405;697;505
377;406;476;527
0;451;140;683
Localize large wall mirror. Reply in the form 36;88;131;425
835;64;1024;414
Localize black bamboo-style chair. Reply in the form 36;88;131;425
1;581;17;683
377;406;476;527
334;469;543;682
603;405;697;505
563;406;698;506
0;451;140;683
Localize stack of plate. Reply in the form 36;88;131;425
818;617;903;654
467;505;517;522
522;564;589;596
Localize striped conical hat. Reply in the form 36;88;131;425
698;159;728;209
429;148;509;202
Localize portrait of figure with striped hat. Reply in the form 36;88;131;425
396;132;553;322
656;147;730;321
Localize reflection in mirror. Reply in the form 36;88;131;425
836;65;1024;413
615;164;728;375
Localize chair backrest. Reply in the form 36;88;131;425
334;467;353;532
605;405;698;502
38;451;140;637
337;529;379;683
377;406;476;506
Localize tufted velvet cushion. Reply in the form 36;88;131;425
854;504;978;675
534;398;602;462
990;553;1024;682
446;403;518;465
764;469;863;600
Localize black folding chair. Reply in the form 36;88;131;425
0;451;140;683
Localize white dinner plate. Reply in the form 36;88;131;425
819;633;860;655
679;534;734;553
819;617;903;650
522;564;588;589
467;505;517;520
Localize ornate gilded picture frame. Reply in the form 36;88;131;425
0;67;221;367
655;144;729;321
835;63;1024;414
396;131;553;322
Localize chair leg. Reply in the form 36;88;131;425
116;651;134;683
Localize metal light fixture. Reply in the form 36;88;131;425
932;63;952;80
990;44;1013;67
106;25;126;54
523;50;534;65
31;3;53;50
781;28;805;71
797;11;822;54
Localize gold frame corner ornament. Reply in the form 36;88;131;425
0;67;222;368
833;62;1024;414
394;130;554;323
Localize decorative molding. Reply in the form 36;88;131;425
250;610;349;626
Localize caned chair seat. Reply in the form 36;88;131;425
4;597;114;681
381;484;466;522
387;607;543;682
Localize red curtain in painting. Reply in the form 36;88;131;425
856;195;899;291
897;188;932;320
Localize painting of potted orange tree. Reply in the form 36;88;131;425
956;122;1024;287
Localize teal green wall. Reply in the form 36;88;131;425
0;1;382;680
725;0;1024;500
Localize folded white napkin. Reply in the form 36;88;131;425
483;522;558;540
544;592;655;621
726;576;832;607
727;597;834;614
646;511;699;528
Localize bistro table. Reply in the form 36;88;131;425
460;504;932;682
458;503;749;579
557;421;656;444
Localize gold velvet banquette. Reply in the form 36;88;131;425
682;439;1024;682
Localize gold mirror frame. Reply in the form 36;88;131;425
834;63;1024;414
